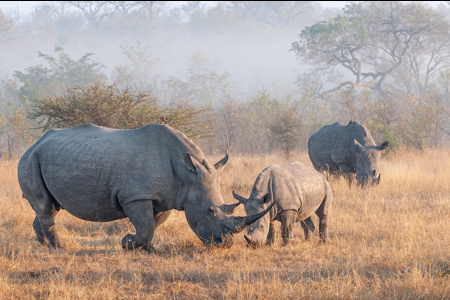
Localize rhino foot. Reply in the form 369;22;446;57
33;215;64;249
141;244;157;253
121;234;155;253
33;217;47;245
122;234;137;250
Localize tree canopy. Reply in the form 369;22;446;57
291;1;450;96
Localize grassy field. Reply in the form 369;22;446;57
0;149;449;299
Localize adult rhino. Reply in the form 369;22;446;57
232;162;333;247
308;120;389;187
18;123;273;252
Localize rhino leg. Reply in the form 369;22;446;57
32;201;63;249
33;216;46;244
121;200;155;252
316;192;332;243
280;210;297;246
266;221;276;245
318;215;329;243
338;163;354;186
301;216;315;241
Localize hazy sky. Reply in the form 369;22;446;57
0;1;41;15
1;1;447;100
1;1;446;16
0;1;351;16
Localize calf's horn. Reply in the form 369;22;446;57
232;191;247;203
230;201;274;234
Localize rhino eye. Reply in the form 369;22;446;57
208;206;214;213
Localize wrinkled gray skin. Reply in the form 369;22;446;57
308;120;389;187
18;124;272;252
232;162;333;247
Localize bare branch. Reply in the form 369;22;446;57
440;126;450;136
68;1;116;29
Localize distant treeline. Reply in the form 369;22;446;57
0;2;449;158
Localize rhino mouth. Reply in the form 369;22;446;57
356;172;381;187
244;235;259;248
196;201;275;248
203;233;234;248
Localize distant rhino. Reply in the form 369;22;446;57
308;120;389;187
232;162;333;247
18;124;273;252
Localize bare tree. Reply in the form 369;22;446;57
137;1;167;24
269;101;302;158
54;1;73;20
68;1;116;30
397;22;450;95
109;1;139;16
218;98;243;153
226;1;316;28
0;9;12;38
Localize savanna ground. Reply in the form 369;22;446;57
0;149;449;299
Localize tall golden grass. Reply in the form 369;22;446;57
0;149;449;299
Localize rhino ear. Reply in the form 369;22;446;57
220;201;241;214
354;139;364;153
260;192;272;206
214;152;229;173
377;141;389;151
183;153;198;173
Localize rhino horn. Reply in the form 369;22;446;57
219;201;241;214
230;201;274;234
232;190;247;203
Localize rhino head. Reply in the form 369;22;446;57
182;153;273;248
354;139;389;187
232;182;274;247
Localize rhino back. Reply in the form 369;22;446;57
308;122;346;172
255;162;328;221
18;124;202;221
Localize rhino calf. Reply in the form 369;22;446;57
233;162;333;247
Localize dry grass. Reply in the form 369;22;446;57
0;149;449;299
